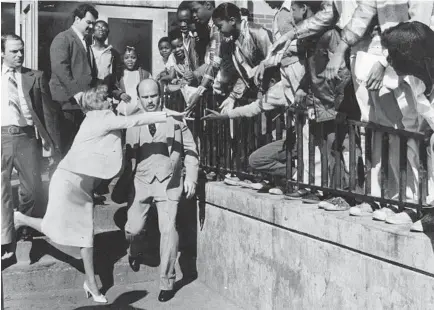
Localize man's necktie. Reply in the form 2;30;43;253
149;124;156;137
8;69;21;116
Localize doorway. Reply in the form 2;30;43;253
108;18;153;73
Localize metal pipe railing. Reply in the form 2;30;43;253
165;89;431;211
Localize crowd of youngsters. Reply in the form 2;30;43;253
155;1;434;232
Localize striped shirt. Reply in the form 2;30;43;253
200;18;222;90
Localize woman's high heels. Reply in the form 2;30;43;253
83;281;107;303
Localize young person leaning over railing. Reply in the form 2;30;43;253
381;21;434;232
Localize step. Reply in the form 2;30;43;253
4;279;243;310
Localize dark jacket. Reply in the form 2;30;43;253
298;28;360;122
21;67;62;153
49;27;95;107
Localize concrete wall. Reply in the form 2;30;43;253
197;183;434;310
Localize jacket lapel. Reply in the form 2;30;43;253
21;67;35;97
69;28;87;53
21;68;55;147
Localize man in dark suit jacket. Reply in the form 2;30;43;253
49;4;98;155
1;34;62;259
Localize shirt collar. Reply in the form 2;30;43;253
279;0;292;13
182;31;195;39
208;18;214;29
92;44;113;53
71;25;85;41
236;19;248;44
2;64;21;75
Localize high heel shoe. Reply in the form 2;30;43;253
83;281;108;303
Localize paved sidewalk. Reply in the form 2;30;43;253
4;280;242;310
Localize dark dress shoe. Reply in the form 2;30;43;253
17;227;33;241
158;290;175;302
93;193;106;205
128;255;140;272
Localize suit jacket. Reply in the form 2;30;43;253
21;67;62;153
58;110;167;179
49;27;95;106
125;111;199;201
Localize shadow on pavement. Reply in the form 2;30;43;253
74;290;148;310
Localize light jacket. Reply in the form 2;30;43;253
58;109;167;179
125;109;199;201
229;20;273;100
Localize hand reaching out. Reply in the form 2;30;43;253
201;109;230;121
120;93;131;103
319;52;345;80
366;61;385;91
219;97;235;114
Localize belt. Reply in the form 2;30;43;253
1;125;35;136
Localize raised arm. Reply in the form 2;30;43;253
102;111;168;132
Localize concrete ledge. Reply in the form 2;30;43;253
205;182;434;274
198;182;434;309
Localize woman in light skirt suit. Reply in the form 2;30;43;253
14;85;184;303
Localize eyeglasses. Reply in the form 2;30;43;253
94;25;108;30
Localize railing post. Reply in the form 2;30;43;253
286;111;294;193
296;112;304;187
308;121;315;186
399;136;408;205
365;128;372;195
419;138;428;209
333;122;342;189
320;122;328;187
381;132;390;199
349;124;357;191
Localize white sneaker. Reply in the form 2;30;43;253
386;209;417;225
269;187;284;195
349;203;375;216
372;207;397;221
224;177;240;186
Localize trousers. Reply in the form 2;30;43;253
1;130;42;244
124;175;179;290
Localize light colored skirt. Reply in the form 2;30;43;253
41;168;96;248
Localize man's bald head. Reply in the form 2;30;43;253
137;79;162;112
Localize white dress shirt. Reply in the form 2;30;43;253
1;65;33;127
71;25;87;50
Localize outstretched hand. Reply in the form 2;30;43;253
366;61;385;91
201;109;230;121
270;30;295;54
319;52;345;80
166;110;187;120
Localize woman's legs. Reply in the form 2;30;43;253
81;247;102;296
15;213;102;296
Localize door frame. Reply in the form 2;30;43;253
95;5;176;76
